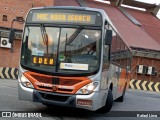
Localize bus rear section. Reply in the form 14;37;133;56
16;6;131;112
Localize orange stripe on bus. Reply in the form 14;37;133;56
23;71;92;94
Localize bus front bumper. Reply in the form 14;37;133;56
18;82;106;111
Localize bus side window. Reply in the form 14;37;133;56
103;37;109;62
120;40;125;67
125;45;131;69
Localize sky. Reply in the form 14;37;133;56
136;0;159;5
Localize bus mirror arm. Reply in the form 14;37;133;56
105;30;112;46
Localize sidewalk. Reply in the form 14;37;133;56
0;78;17;80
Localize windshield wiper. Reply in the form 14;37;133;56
66;26;83;45
40;24;49;55
64;33;67;53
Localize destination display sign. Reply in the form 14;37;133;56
33;13;96;24
32;56;54;65
26;9;102;26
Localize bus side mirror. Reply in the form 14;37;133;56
9;28;15;44
105;30;112;46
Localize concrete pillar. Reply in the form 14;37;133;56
146;4;160;16
110;0;123;7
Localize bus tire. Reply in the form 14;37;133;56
116;83;127;102
97;89;113;113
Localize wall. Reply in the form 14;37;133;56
131;56;160;82
0;0;54;29
0;0;53;69
0;40;21;68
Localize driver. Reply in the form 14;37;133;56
80;30;100;56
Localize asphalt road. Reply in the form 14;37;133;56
0;79;160;120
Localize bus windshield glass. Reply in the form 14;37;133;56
21;26;101;75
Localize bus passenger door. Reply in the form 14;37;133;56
101;44;110;90
101;28;112;90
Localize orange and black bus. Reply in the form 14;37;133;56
9;6;132;112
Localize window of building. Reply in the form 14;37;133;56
2;15;7;21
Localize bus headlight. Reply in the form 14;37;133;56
19;74;34;89
76;82;98;95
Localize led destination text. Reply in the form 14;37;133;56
37;14;91;22
32;13;96;24
32;56;54;65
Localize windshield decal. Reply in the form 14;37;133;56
31;48;44;56
59;54;65;61
60;63;88;71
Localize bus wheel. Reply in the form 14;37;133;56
116;83;127;102
97;89;113;113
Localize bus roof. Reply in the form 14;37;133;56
30;6;105;14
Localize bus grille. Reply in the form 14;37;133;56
24;71;92;94
40;93;69;102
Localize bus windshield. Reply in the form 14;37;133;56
21;26;101;75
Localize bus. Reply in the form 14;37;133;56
9;6;132;113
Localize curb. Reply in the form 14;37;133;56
129;79;160;92
0;67;18;80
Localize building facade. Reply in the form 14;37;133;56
0;0;53;68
